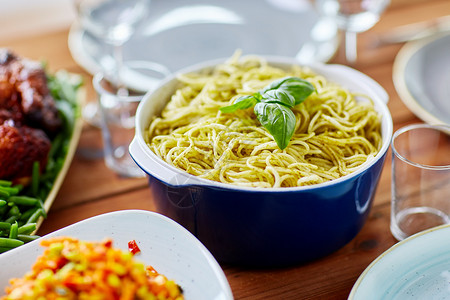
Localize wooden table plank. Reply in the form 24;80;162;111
38;188;156;235
222;201;395;300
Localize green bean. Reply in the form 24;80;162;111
7;206;21;218
13;184;23;192
31;161;40;197
0;200;6;207
8;196;39;207
37;199;47;218
19;207;38;223
0;186;19;196
48;133;63;159
18;223;36;235
16;234;40;243
26;208;45;224
0;222;11;231
0;180;12;187
0;205;8;218
0;189;9;198
39;205;47;219
4;215;18;224
0;237;24;248
9;222;18;239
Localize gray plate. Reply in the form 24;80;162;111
69;0;339;92
393;33;450;125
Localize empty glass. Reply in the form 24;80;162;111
74;0;151;125
315;0;390;63
93;65;147;178
390;124;450;241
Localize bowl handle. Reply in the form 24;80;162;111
129;138;202;187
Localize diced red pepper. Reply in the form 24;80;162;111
102;238;113;248
128;240;140;255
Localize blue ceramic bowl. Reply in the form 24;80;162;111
130;57;393;267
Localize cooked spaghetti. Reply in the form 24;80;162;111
146;53;382;188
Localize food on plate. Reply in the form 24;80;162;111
0;48;81;188
0;49;82;251
1;237;184;300
145;53;382;188
0;49;63;183
0;179;45;253
128;239;141;254
0;49;62;135
0;122;51;182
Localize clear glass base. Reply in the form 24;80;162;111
105;145;145;178
391;206;449;241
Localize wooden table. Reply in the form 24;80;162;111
1;0;448;298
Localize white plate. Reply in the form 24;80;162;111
349;224;450;299
393;33;450;125
0;210;233;300
68;0;338;91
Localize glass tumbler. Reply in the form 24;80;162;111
390;123;450;241
93;71;144;177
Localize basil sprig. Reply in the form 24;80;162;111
220;77;315;149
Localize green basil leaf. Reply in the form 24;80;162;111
220;95;258;113
261;76;292;92
254;102;296;150
219;76;313;150
253;92;263;101
261;76;315;105
260;90;295;108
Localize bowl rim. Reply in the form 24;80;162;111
132;56;393;192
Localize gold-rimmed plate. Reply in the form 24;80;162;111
393;33;450;125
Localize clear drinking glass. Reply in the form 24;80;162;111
315;0;390;63
390;124;450;241
93;68;144;178
74;0;150;125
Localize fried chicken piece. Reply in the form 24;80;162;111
0;51;23;120
0;48;61;135
0;49;59;183
0;109;18;124
0;119;51;182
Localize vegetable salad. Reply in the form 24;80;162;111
1;237;184;300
